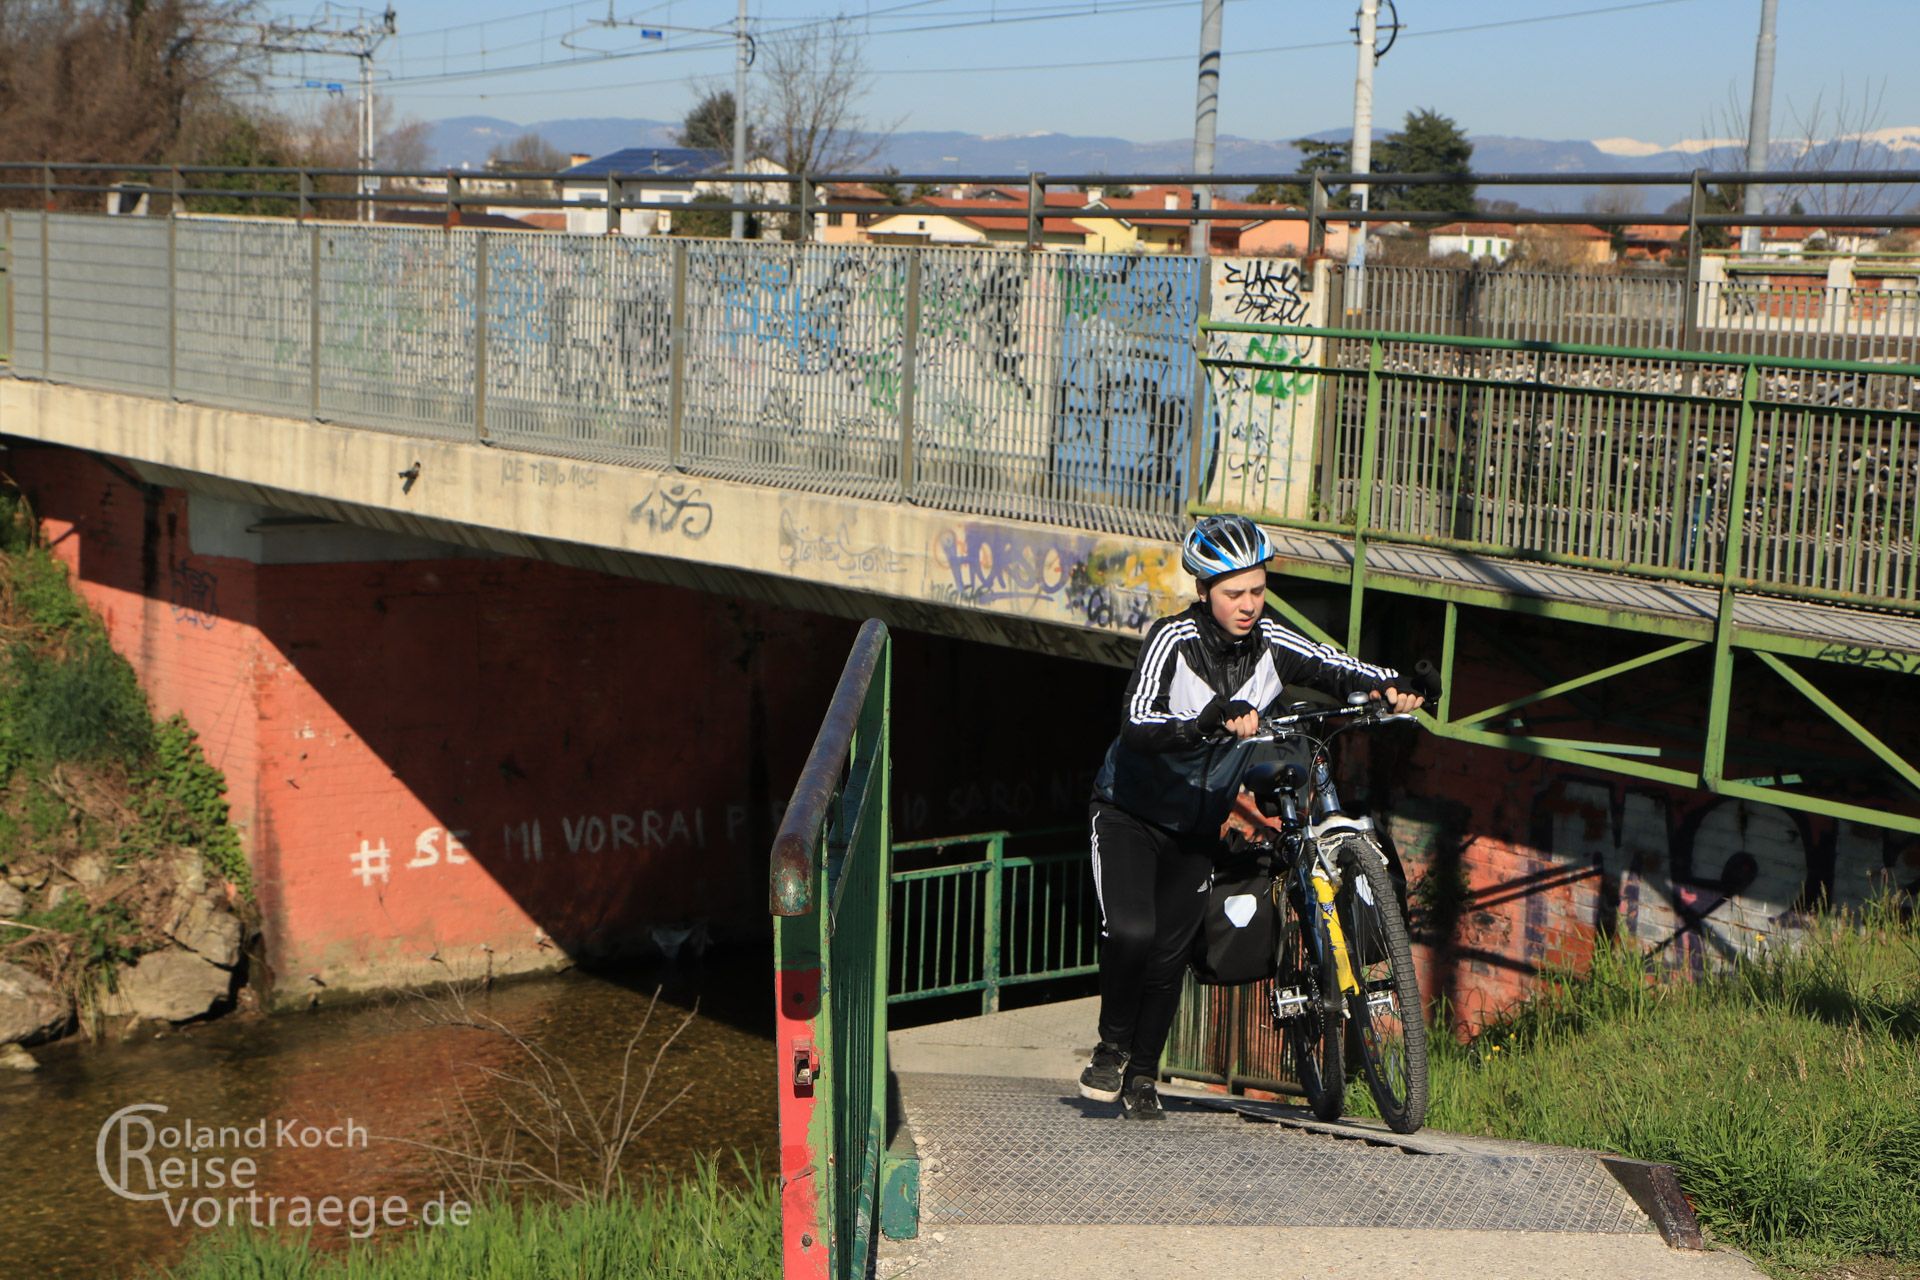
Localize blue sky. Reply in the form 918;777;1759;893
255;0;1920;143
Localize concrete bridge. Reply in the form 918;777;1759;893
2;209;1915;1025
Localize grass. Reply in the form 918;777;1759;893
0;486;252;1010
1351;900;1920;1279
158;1154;780;1280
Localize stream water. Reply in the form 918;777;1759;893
0;948;778;1279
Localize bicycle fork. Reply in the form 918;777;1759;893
1312;862;1362;1007
1275;856;1361;1024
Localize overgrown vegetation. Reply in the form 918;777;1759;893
1350;901;1920;1279
0;487;249;1003
158;1156;779;1280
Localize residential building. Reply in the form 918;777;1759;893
863;197;1093;250
557;148;790;237
1429;222;1519;262
1620;224;1688;262
813;182;896;244
1758;225;1890;258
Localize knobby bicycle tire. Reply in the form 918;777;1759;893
1282;887;1346;1122
1331;834;1430;1134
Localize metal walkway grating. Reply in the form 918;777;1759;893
896;1072;1652;1234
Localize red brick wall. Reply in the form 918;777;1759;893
8;444;1128;1003
12;445;862;996
1360;611;1920;1031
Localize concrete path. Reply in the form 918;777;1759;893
876;1225;1766;1279
880;998;1766;1280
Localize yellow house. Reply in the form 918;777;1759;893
864;198;1093;250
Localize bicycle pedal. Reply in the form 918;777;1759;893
1366;990;1396;1013
1269;987;1308;1021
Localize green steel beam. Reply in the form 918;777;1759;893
1437;600;1458;725
1734;627;1920;667
1262;587;1339;648
1753;650;1920;795
1424;720;1701;788
1453;639;1703;729
1710;777;1920;836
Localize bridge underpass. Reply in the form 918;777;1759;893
5;207;1919;1278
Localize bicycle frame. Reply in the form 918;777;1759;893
1228;701;1414;1013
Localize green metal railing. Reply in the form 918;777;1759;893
889;828;1099;1012
1202;321;1920;836
1205;321;1920;612
770;620;892;1280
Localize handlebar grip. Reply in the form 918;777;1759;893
1410;660;1444;702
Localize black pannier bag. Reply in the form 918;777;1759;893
1190;841;1288;986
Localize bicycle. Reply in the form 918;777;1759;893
1213;690;1432;1134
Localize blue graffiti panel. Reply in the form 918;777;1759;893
1049;254;1202;527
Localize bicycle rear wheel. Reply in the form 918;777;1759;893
1278;895;1345;1122
1330;834;1429;1134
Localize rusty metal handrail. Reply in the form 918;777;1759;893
770;618;889;917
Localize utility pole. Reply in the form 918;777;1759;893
731;0;749;241
1189;0;1224;255
1739;0;1779;255
1346;0;1379;305
244;4;396;223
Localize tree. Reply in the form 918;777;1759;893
670;192;757;239
677;89;758;159
1256;137;1349;206
0;0;261;205
1373;109;1475;213
489;132;565;174
1582;185;1641;253
760;18;892;179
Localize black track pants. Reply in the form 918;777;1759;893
1089;800;1216;1080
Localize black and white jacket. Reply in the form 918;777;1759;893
1091;602;1400;833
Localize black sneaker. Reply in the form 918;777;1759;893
1077;1042;1129;1102
1120;1075;1164;1120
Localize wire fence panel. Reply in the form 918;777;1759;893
175;217;312;415
317;224;475;440
9;213;45;377
45;214;169;394
912;250;1199;538
481;232;675;463
679;240;907;499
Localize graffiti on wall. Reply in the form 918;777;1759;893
777;509;910;581
929;523;1182;632
169;562;219;630
1385;774;1918;978
1203;257;1319;511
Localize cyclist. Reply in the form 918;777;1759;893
1080;513;1426;1119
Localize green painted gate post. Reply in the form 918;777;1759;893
1347;338;1384;651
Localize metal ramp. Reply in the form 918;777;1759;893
887;998;1691;1244
896;1072;1650;1234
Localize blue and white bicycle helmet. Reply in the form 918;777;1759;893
1181;514;1272;581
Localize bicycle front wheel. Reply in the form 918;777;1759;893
1279;892;1346;1122
1331;834;1429;1134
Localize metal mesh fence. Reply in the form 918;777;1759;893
680;240;908;499
482;232;675;463
317;224;475;439
44;213;169;394
176;217;311;414
913;250;1200;538
8;213;44;377
1310;341;1920;599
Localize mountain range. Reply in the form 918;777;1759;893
425;116;1920;213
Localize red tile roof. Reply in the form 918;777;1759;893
888;197;1093;235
